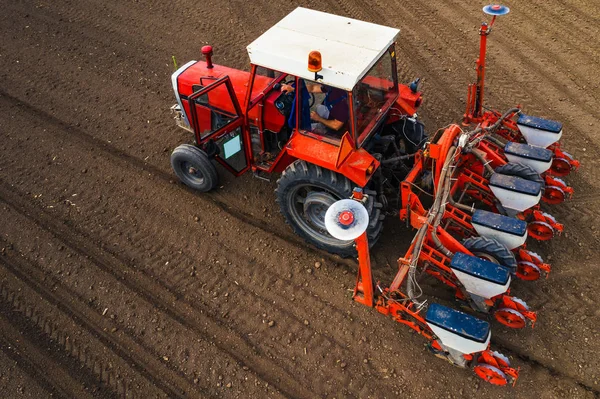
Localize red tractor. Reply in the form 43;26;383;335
169;5;579;386
170;7;426;257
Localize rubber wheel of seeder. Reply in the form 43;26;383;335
494;162;545;190
462;236;518;272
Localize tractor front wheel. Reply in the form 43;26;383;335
276;160;383;257
171;144;219;192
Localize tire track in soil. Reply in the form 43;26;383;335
492;339;600;397
551;0;600;23
516;0;599;57
438;0;600;108
0;246;208;398
0;182;316;399
0;307;98;399
0;194;293;398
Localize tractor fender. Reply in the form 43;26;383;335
272;133;379;187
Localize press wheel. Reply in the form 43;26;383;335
474;363;508;386
494;308;526;329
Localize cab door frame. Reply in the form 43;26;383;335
187;76;251;176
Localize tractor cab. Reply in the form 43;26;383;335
245;7;401;161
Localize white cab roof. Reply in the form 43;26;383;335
246;7;399;91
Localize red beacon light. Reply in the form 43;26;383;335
201;45;214;69
308;51;323;80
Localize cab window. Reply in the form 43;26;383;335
354;49;398;145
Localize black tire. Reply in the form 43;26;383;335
276;160;384;257
171;144;218;192
462;236;517;272
494;162;545;190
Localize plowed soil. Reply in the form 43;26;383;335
1;0;599;398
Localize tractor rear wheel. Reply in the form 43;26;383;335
276;160;383;257
494;162;545;189
171;144;219;192
462;236;518;272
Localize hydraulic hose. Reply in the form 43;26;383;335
469;147;495;175
448;189;475;213
429;148;456;258
490;107;521;131
380;153;417;165
482;134;505;148
407;145;457;302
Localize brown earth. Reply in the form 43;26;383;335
0;0;599;398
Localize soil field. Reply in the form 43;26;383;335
1;0;599;398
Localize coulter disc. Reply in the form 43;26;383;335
542;185;565;204
528;221;554;241
516;261;541;281
494;308;526;329
550;157;571;176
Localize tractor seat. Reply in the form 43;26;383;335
425;303;491;344
517;114;562;134
450;252;510;285
472;209;527;237
504;142;553;163
489;173;542;197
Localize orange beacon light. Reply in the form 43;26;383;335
308;51;322;72
308;51;324;80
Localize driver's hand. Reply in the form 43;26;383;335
310;111;320;122
281;84;294;93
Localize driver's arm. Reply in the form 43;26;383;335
281;83;324;94
310;111;344;131
306;83;325;93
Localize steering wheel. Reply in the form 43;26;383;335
308;93;315;108
282;79;315;107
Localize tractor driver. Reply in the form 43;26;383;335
281;82;349;135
